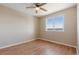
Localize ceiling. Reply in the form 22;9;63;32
1;3;76;17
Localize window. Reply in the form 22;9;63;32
46;15;64;31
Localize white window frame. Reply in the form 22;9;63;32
45;15;64;32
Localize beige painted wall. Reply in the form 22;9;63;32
0;5;37;48
77;4;79;54
40;6;77;47
35;17;41;38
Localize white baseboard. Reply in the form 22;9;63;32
37;38;77;48
0;39;36;49
0;38;76;49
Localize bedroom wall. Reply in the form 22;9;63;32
35;17;41;38
0;5;37;48
77;4;79;54
40;6;77;47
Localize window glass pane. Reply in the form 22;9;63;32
54;16;64;28
46;17;54;28
46;15;64;31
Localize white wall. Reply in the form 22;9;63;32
40;6;77;47
0;5;37;48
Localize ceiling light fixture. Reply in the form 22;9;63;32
35;7;40;10
26;3;47;13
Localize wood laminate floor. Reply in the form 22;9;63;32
0;39;76;55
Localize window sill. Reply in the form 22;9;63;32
45;30;64;32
